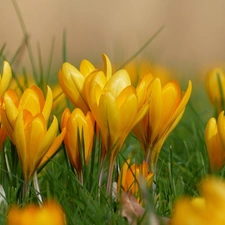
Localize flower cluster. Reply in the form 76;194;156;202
0;55;192;224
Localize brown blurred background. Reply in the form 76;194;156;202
2;0;225;75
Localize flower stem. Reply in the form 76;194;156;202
33;171;43;205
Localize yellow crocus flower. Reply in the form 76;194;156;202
84;54;151;194
133;79;192;171
0;61;12;149
206;67;225;114
61;108;95;180
58;59;96;114
13;110;65;182
171;177;225;225
205;111;225;171
0;61;12;97
7;200;66;225
1;85;52;143
117;159;153;201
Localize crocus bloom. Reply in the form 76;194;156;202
58;59;96;114
61;108;95;180
171;177;225;225
0;61;12;97
206;67;225;114
1;85;52;143
0;61;12;149
117;159;153;201
133;79;192;171
7;200;66;225
205;111;225;171
84;54;151;194
13;110;65;181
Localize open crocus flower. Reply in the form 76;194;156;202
61;108;95;181
133;79;192;171
84;54;151;194
13;110;65;182
206;67;225;114
171;177;225;225
1;85;52;143
7;200;66;225
117;159;153;202
205;111;225;171
58;59;97;114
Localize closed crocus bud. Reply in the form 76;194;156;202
61;108;95;180
13;110;65;182
58;59;96;114
205;112;225;172
206;67;225;114
133;79;192;171
1;85;53;143
7;200;66;225
117;159;153;201
84;54;151;194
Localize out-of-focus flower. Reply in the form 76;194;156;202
7;200;66;225
58;59;96;114
13;110;65;181
61;108;94;179
84;54;151;194
0;61;12;149
205;111;225;171
1;85;52;143
52;84;67;117
133;79;192;171
124;60;172;87
171;177;225;225
206;67;225;114
0;61;12;97
117;159;153;201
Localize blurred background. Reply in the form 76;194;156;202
2;0;225;76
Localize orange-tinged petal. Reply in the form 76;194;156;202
61;108;71;129
1;61;12;96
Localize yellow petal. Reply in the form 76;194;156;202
39;127;66;168
98;91;120;150
102;54;112;81
80;59;96;77
13;111;28;180
105;69;131;98
35;116;58;166
18;88;42;116
1;61;12;96
42;86;53;122
58;62;89;113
